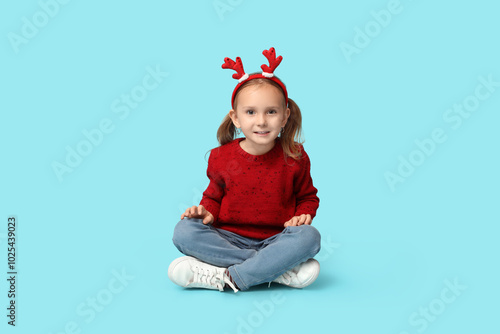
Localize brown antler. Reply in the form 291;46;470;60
261;47;282;76
222;56;247;81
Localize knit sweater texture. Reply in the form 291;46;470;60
199;137;319;239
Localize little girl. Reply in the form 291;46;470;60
169;47;321;292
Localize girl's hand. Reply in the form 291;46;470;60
181;205;214;225
284;214;312;227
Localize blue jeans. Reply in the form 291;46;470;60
172;218;321;291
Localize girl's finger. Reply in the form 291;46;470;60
304;215;312;225
298;215;306;225
203;215;213;225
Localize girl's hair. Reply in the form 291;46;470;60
215;76;304;160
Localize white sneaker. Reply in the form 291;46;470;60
272;258;320;288
168;256;238;293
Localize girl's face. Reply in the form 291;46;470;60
229;84;290;155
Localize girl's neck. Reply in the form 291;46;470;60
239;138;277;156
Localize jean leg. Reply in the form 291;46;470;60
172;218;257;268
228;225;321;291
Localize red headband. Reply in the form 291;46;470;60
222;47;288;108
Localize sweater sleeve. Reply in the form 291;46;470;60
199;150;224;222
294;148;320;219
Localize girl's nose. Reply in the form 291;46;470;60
257;114;267;126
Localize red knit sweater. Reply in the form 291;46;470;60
200;137;319;239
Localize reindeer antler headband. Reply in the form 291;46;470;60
222;47;288;108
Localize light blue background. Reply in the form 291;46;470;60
1;0;499;333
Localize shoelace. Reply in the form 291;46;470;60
281;272;293;284
192;265;238;293
222;275;238;293
268;271;294;287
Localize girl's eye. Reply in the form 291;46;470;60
246;110;254;115
268;110;277;114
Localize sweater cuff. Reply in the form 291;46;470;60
295;207;317;220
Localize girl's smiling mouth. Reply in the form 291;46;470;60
254;131;270;136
